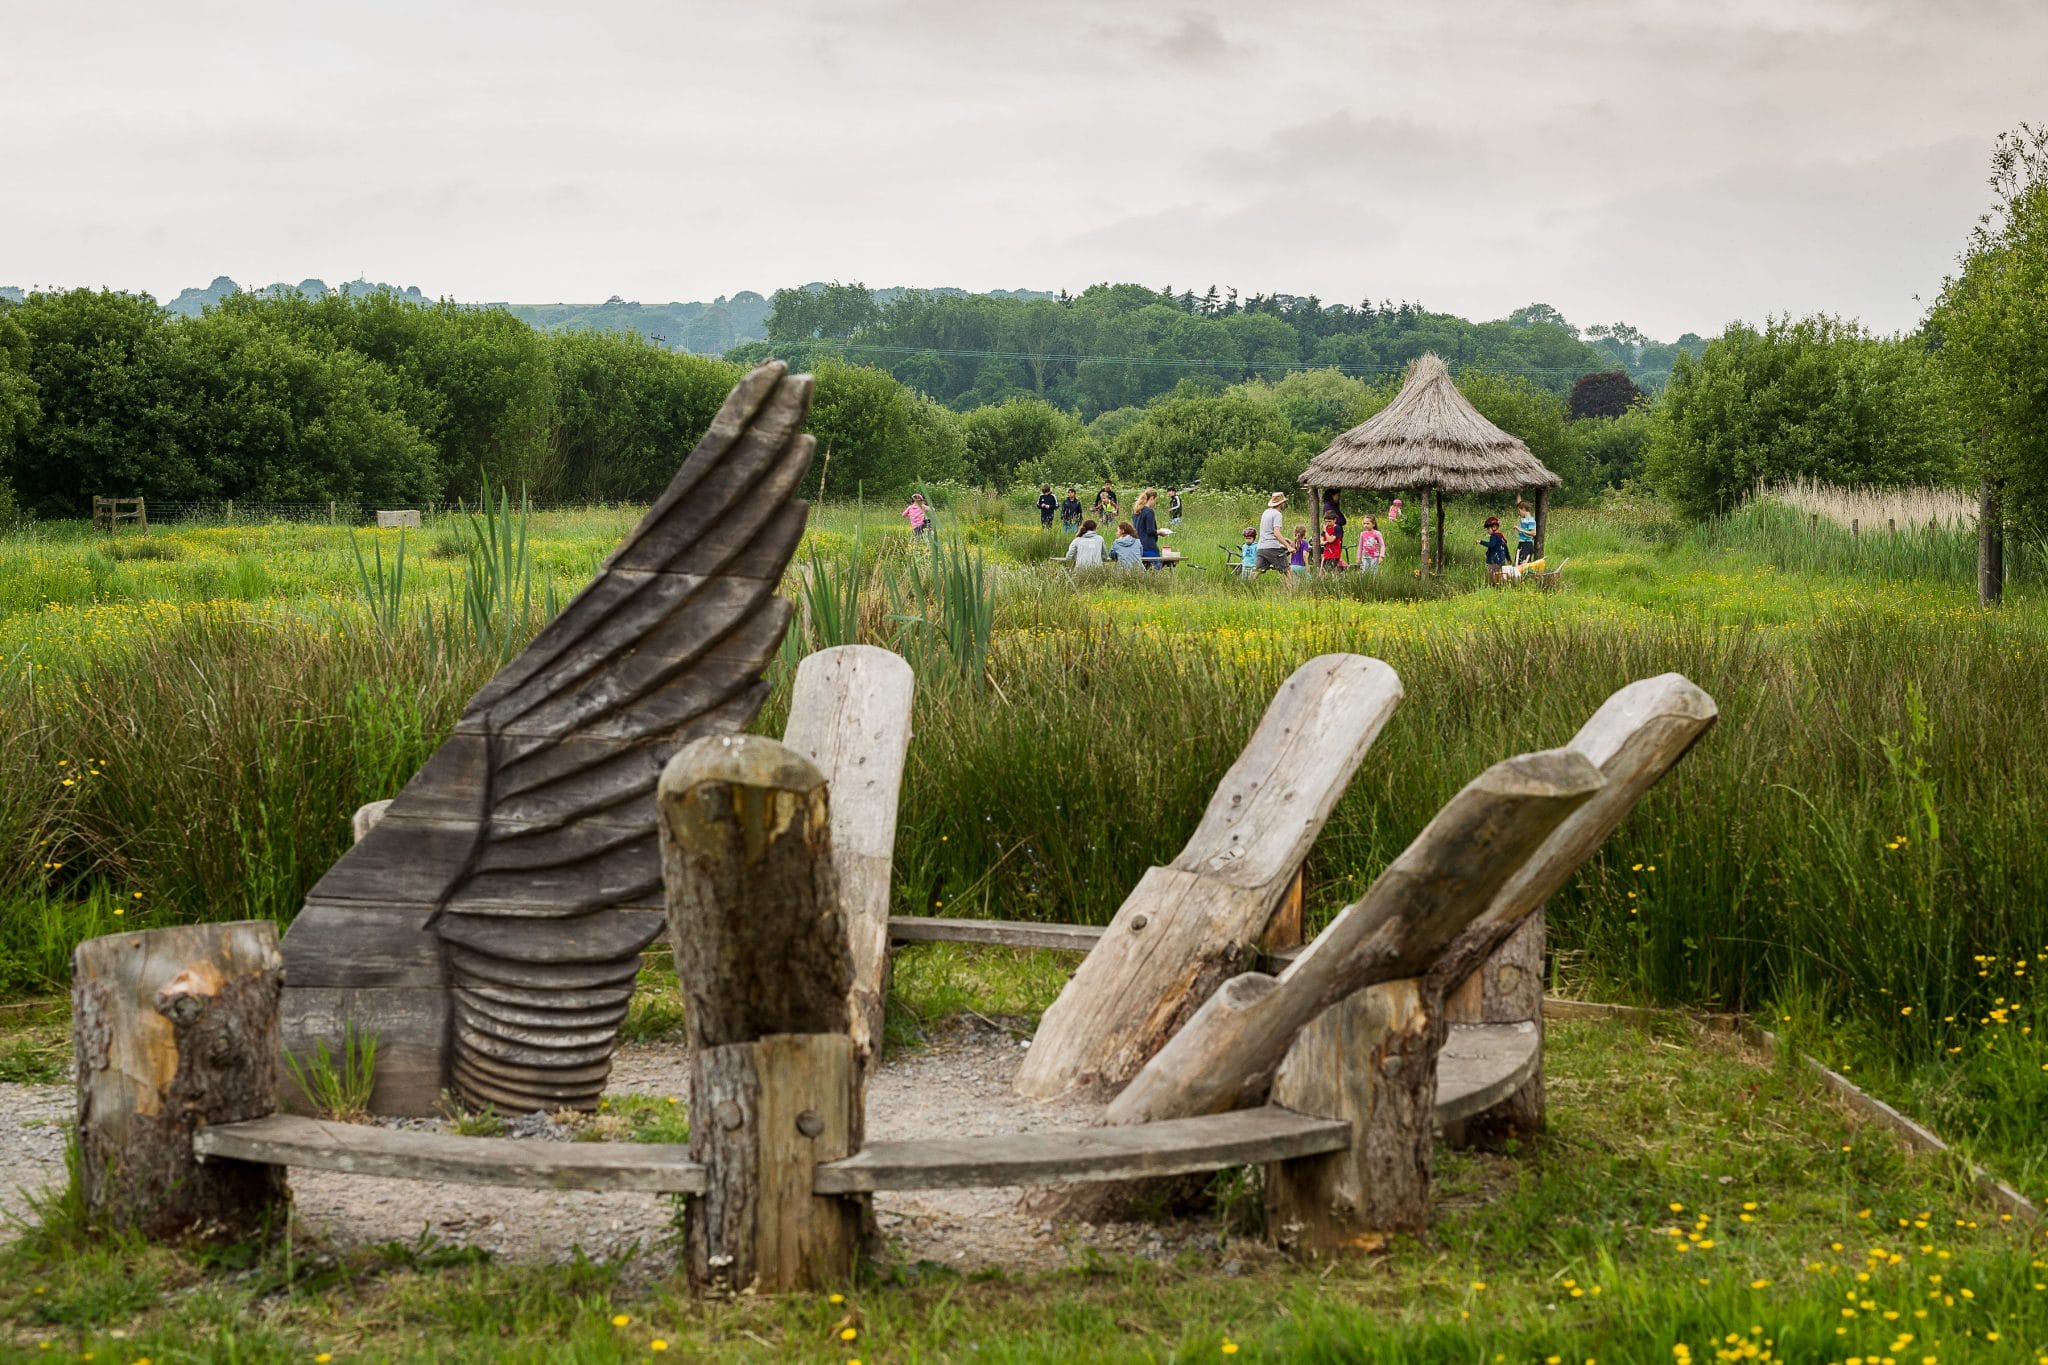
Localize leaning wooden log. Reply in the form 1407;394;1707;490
1423;672;1719;1139
1108;748;1605;1126
280;360;817;1116
658;734;862;1293
782;645;915;1075
1016;654;1403;1099
73;923;287;1240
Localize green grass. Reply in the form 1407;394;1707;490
2;492;2046;1194
4;1015;2044;1361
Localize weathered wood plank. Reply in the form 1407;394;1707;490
194;1114;708;1193
280;985;447;1119
783;645;915;1075
1109;748;1604;1125
1016;655;1403;1099
1434;1021;1540;1126
74;923;288;1239
813;1104;1351;1194
889;917;1107;952
1441;909;1546;1144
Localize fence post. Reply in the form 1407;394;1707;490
1979;478;2004;607
72;923;286;1239
660;735;862;1293
226;498;234;523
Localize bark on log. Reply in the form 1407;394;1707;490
1267;979;1434;1253
688;1033;860;1293
1016;655;1401;1099
781;645;915;1076
73;923;287;1239
1440;909;1545;1146
657;735;852;1051
659;734;865;1292
1109;748;1604;1125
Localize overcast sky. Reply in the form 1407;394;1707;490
4;0;2040;338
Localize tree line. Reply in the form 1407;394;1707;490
741;282;1701;415
0;125;2040;530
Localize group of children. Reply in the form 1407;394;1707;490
1040;484;1183;534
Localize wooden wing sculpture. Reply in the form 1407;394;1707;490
280;361;815;1116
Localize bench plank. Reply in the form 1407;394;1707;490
1435;1022;1540;1126
812;1104;1349;1193
193;1114;707;1193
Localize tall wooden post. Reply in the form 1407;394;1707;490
1267;978;1435;1252
1979;478;2004;607
73;923;287;1239
1440;908;1544;1146
1433;490;1447;574
1532;488;1549;560
1419;489;1434;574
659;734;863;1293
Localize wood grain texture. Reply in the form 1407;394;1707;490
280;362;816;1114
74;923;287;1239
1108;748;1604;1125
194;1114;706;1192
888;918;1106;952
658;735;852;1050
814;1104;1351;1193
1441;909;1545;1145
1016;655;1402;1099
1268;980;1435;1252
782;645;915;1075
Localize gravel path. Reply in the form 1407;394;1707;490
1;1022;1244;1274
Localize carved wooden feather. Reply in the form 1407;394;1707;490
281;361;815;1114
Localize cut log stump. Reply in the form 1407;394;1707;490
1267;979;1435;1254
73;922;287;1240
659;734;865;1292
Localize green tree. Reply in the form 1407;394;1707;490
1931;124;2048;529
1112;383;1300;487
548;331;741;499
960;397;1087;487
6;289;193;516
1644;317;1961;518
0;303;40;467
804;360;921;497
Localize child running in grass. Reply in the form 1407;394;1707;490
902;492;929;536
1320;515;1344;570
1357;515;1385;572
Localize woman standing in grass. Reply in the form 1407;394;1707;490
1132;488;1167;569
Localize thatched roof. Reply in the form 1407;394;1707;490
1300;353;1561;494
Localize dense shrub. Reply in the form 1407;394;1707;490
1644;316;1962;518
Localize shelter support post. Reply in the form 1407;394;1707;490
1433;491;1447;574
73;922;287;1239
1419;489;1433;574
1533;488;1549;560
659;734;863;1293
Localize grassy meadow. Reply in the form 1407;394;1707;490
2;488;2046;1359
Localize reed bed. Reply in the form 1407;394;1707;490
1766;475;1977;531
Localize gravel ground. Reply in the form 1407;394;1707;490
1;1021;1244;1274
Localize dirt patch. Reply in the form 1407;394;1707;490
0;1021;1250;1274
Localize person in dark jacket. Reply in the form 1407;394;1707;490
1036;484;1058;528
1132;488;1168;568
1059;487;1083;534
1478;515;1512;568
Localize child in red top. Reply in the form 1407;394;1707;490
1320;516;1344;569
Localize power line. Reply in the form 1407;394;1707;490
753;336;1630;380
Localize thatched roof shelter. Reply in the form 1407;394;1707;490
1302;353;1560;494
1299;353;1560;572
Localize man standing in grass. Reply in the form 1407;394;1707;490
1256;492;1290;575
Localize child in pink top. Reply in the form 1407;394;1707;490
1357;515;1385;571
902;493;929;535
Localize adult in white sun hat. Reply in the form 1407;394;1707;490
1255;491;1290;576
